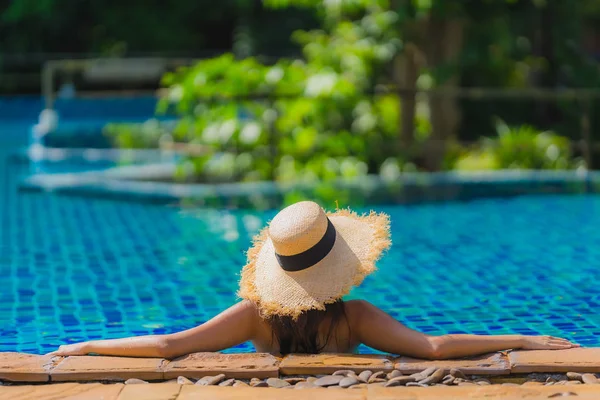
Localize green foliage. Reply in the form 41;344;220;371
492;121;573;169
142;0;410;186
454;149;499;171
454;120;578;171
104;120;167;149
101;0;594;186
457;0;600;142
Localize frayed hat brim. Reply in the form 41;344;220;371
238;208;391;319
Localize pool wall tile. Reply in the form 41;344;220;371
49;356;167;382
394;352;510;375
19;168;600;208
0;352;61;382
162;352;279;379
509;348;600;373
279;353;394;375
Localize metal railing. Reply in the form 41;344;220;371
41;58;204;109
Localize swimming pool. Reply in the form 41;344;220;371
1;122;599;355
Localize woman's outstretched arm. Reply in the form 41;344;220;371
346;300;579;359
48;301;259;359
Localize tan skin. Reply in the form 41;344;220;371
49;300;579;359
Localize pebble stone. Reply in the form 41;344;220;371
358;370;373;383
314;375;344;387
411;367;437;381
295;381;317;389
387;370;403;380
442;377;455;385
339;376;359;388
197;374;226;386
177;376;194;385
582;374;599;384
121;370;600;390
407;382;428;387
450;368;467;380
419;368;445;385
385;376;417;387
266;378;291;388
384;379;403;387
368;371;387;383
333;370;356;377
284;377;306;385
250;378;268;388
566;372;583;382
124;379;148;385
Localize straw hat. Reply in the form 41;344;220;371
238;201;391;319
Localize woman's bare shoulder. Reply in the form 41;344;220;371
344;299;377;313
344;299;381;322
236;301;272;328
236;299;261;313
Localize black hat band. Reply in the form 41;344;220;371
275;218;337;272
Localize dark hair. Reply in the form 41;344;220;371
268;300;349;354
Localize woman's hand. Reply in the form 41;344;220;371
47;342;91;356
519;335;580;350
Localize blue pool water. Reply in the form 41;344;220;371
1;119;599;354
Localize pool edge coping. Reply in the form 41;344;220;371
17;165;600;206
2;348;600;383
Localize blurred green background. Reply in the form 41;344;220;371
4;0;600;183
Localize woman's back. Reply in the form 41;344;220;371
252;300;358;355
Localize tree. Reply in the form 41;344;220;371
151;0;418;188
101;0;600;177
0;0;318;56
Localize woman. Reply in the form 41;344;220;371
50;201;578;359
